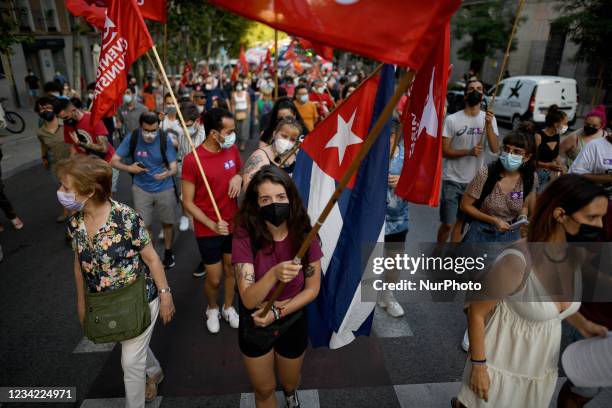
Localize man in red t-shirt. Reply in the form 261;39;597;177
182;108;242;334
309;79;334;120
56;98;118;192
56;98;115;162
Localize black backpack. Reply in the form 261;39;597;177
127;129;179;199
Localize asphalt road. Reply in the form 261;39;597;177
0;121;608;408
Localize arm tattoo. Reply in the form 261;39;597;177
234;263;255;284
243;153;264;176
304;265;315;278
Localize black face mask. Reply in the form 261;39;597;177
565;221;602;243
39;111;55;122
583;125;598;136
465;91;482;107
260;202;290;227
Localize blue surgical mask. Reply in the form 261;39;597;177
220;132;236;149
500;151;523;172
57;191;88;211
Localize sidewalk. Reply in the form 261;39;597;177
0;108;43;178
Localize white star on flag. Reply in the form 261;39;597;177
325;109;362;165
417;67;439;138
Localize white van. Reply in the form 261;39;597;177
486;76;578;128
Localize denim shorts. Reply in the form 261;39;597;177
463;220;521;243
439;180;468;225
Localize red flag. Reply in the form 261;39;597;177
90;0;153;125
87;0;166;23
395;24;451;206
138;0;167;23
239;46;249;75
230;63;240;82
283;41;297;61
299;38;334;61
180;61;193;86
209;0;460;69
65;0;105;30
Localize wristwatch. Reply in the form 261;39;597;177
159;287;171;294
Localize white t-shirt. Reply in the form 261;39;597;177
442;110;499;184
161;117;182;146
569;136;612;196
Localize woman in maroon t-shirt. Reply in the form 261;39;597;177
232;165;322;408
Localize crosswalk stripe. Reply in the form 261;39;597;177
72;337;116;354
372;305;413;338
240;389;319;408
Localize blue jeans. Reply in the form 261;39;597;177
463;220;520;243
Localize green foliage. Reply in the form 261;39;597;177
0;3;32;56
553;0;612;84
453;0;526;75
148;0;252;68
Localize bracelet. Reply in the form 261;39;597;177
470;358;487;366
159;287;171;294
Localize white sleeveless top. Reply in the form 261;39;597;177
458;248;581;408
234;92;248;111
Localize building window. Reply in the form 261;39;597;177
542;22;567;76
14;0;34;32
41;0;59;32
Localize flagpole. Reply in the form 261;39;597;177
480;0;525;146
274;29;279;100
260;68;416;317
150;45;223;221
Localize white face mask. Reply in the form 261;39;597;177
196;105;204;113
142;130;157;143
205;83;213;90
188;123;199;136
558;125;568;135
316;86;325;94
236;84;243;91
274;137;294;155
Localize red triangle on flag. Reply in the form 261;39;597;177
300;74;380;188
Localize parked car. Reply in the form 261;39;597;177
485;76;578;128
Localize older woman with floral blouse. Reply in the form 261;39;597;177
58;155;175;408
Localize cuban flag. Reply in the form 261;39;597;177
293;65;395;349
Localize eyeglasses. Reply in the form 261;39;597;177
502;145;526;155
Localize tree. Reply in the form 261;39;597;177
553;0;612;104
148;0;252;70
453;0;525;77
0;2;32;56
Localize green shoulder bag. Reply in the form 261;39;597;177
84;273;151;344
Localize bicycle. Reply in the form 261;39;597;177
0;97;25;134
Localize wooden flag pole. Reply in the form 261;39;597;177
260;68;416;316
151;45;222;221
274;29;279;100
480;0;526;146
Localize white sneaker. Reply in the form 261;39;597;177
379;291;405;317
385;300;405;317
461;329;470;352
222;305;240;329
158;229;164;240
205;307;220;334
179;216;189;232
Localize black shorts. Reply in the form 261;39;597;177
196;235;232;265
238;301;308;359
